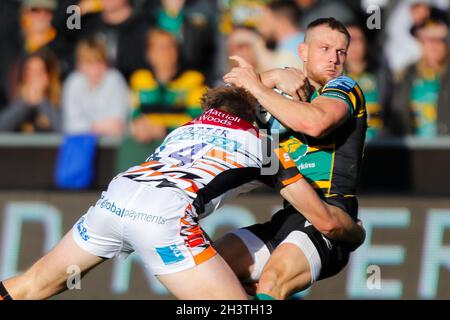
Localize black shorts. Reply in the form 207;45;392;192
236;196;358;282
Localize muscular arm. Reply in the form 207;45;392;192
260;68;311;102
223;59;349;138
260;69;282;89
251;86;349;138
280;179;365;248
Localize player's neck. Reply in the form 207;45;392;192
303;67;333;89
303;69;322;90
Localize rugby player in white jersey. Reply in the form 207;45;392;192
0;86;363;300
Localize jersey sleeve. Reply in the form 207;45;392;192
260;143;303;191
320;76;365;117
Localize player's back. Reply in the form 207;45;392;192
119;108;262;218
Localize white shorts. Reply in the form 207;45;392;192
72;177;216;275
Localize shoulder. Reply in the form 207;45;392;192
104;69;127;86
129;69;157;90
323;76;365;103
323;76;358;92
64;71;84;86
173;70;206;87
63;71;86;93
321;76;366;116
394;64;417;82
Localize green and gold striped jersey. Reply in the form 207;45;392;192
129;68;207;131
279;76;367;198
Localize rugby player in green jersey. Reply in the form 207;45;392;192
221;17;367;300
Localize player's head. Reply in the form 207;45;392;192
299;18;350;85
201;86;257;123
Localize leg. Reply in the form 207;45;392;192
157;254;248;300
257;242;312;300
2;231;105;300
256;228;323;300
215;228;274;296
124;189;249;300
214;233;254;281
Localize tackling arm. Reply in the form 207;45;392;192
280;179;365;248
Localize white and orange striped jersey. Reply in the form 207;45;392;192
117;108;302;218
72;108;303;275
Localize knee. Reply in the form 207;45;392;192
258;264;289;297
258;259;309;299
260;258;293;284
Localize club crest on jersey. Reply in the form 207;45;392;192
324;76;355;91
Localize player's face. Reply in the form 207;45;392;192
299;26;348;85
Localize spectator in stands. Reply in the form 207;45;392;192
0;0;21;110
226;26;275;74
78;0;103;15
19;0;75;76
130;28;206;141
117;28;207;172
389;10;450;137
215;0;267;79
294;0;356;29
153;0;217;83
384;0;432;74
257;0;304;68
62;37;129;137
2;0;71;101
218;0;266;31
20;0;58;54
345;23;393;141
55;0;151;81
0;49;61;133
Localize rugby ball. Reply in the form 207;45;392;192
255;88;293;136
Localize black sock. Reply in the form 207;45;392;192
0;281;12;300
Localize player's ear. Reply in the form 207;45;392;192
298;43;307;62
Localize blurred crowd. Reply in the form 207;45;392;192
0;0;449;171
